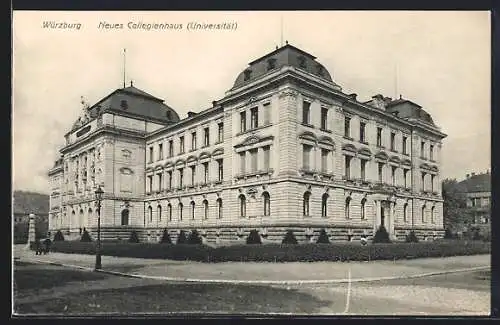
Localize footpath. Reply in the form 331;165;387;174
14;245;490;285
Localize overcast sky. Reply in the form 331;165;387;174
13;11;490;194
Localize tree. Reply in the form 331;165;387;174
177;230;188;244
246;229;262;244
316;229;330;244
53;230;65;241
405;231;419;243
129;230;140;243
442;179;472;233
373;225;391;243
188;230;203;244
80;229;93;242
160;229;172;244
282;230;298;244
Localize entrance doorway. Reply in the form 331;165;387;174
380;207;385;227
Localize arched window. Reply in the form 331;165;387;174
263;192;270;216
321;193;329;217
239;194;246;217
303;192;311;216
167;204;172;221
79;209;84;233
121;209;129;226
191;201;195;220
361;198;366;220
148;206;153;223
217;198;223;219
431;206;435;223
421;205;426;223
203;200;209;219
403;203;408;222
178;203;183;221
345;197;351;219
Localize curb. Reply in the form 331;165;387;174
19;258;490;286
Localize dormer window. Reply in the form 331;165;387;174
298;56;307;69
316;64;324;76
166;110;172;120
243;69;252;81
96;105;101;115
120;100;128;110
267;58;277;71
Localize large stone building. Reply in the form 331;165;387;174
48;44;447;243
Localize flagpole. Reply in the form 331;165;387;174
123;48;126;88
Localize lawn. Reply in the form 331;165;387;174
13;262;332;315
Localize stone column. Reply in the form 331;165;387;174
389;202;395;239
375;200;381;232
26;213;36;249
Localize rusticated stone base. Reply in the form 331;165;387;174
74;224;444;245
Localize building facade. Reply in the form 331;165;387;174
48;44;447;243
458;171;491;231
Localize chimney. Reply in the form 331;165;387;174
187;111;197;118
466;174;470;178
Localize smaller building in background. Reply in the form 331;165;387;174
13;191;50;243
457;171;491;228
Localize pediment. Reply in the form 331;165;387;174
174;159;185;166
164;162;174;169
401;159;412;167
375;151;389;161
342;143;357;153
358;147;372;157
298;131;318;142
235;135;274;148
199;151;211;160
186;155;198;164
389;156;401;164
318;136;334;147
212;148;224;157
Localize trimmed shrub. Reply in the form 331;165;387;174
405;231;419;243
246;230;262;244
160;229;172;244
188;230;203;245
177;230;188;244
80;229;92;242
282;230;298;245
372;225;391;244
316;229;330;244
129;230;140;243
43;240;491;262
53;230;65;241
444;228;456;239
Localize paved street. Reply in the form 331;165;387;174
12;245;491;316
13;260;490;315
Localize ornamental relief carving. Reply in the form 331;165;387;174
278;89;299;99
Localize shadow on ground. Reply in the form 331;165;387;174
14;262;333;315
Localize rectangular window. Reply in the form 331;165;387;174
179;136;185;154
344;155;351;179
218;122;224;142
263;146;270;170
167;171;172;189
157;173;163;191
190;166;196;186
431;174;435;192
204;127;210;147
344;116;351;138
377;127;382;147
391;166;396;186
390;132;396;151
421;141;425;158
179;168;184;188
158;143;163;160
360;122;366;143
321;149;329;173
239;152;246;174
378;163;384;183
302;101;310;124
147;175;153;193
403;169;408;188
168;140;174;157
421;172;426;191
263;103;271;125
402;136;408;155
321;107;328;130
240;111;246;132
191;132;197;150
360;159;366;181
250;149;258;172
303;144;312;170
203;162;209;183
217;159;223;181
430;144;434;161
250;107;258;129
149;147;153;163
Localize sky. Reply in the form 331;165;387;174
13;11;491;194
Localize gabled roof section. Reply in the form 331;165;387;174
121;86;163;102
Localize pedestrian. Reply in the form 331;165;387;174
43;237;52;255
360;235;368;246
35;239;42;255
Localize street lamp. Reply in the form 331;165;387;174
94;186;104;270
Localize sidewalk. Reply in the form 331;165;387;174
14;245;490;283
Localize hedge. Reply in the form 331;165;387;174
29;240;490;263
